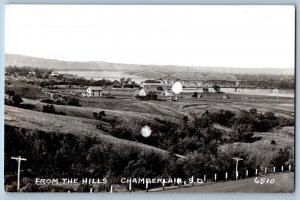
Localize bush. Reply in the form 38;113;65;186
271;146;294;168
41;98;55;104
66;97;81;107
19;103;36;110
93;111;106;120
42;105;56;114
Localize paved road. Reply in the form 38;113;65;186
158;173;294;193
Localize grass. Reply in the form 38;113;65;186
158;172;294;193
218;126;294;168
4;105;176;158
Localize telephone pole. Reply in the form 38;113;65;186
233;157;243;180
11;156;27;191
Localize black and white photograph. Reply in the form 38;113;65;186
4;5;295;193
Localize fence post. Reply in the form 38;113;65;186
273;167;276;174
214;174;217;182
265;167;267;174
110;185;113;193
90;188;93;193
204;175;206;183
225;172;228;182
246;170;248;178
146;181;149;192
281;166;284;172
129;179;132;193
255;169;258;176
289;165;292;171
162;180;165;190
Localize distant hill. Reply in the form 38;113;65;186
5;54;294;75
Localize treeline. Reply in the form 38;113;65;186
4;125;174;192
40;77;139;88
109;109;294;155
6;66;139;88
4;123;294;192
5;66;52;79
235;74;294;89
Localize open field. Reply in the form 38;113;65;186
158;172;294;193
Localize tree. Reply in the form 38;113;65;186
93;111;106;120
249;108;257;115
67;97;81;107
192;92;198;98
42;105;56;114
213;85;221;92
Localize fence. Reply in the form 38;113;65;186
98;164;293;193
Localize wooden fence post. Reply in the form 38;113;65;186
129;179;132;192
214;174;217;182
146;181;149;192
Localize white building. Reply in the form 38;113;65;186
87;86;103;97
50;71;59;78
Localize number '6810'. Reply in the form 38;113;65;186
254;177;275;184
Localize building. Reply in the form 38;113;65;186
140;80;166;91
87;86;103;97
50;71;59;78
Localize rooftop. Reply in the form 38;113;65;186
88;86;103;90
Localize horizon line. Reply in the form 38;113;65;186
5;53;295;70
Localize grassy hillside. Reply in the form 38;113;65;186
4;105;175;156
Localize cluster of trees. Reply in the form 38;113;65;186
42;105;66;116
5;66;52;79
39;77;139;89
109;109;293;156
5;122;294;192
6;66;140;89
235;74;294;89
5;90;23;107
4;125;174;192
196;108;294;132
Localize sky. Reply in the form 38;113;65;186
5;5;295;68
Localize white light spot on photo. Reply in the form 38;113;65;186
172;82;183;94
141;126;152;137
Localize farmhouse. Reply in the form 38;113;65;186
87;86;103;97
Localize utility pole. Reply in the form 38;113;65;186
233;157;243;180
11;156;27;191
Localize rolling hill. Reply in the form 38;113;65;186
5;54;294;75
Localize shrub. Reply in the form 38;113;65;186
66;97;81;107
93;111;106;120
19;103;36;110
42;105;56;114
41;98;55;104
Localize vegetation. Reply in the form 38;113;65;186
42;105;66;115
4;66;295;192
5;90;23;107
5;66;52;79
